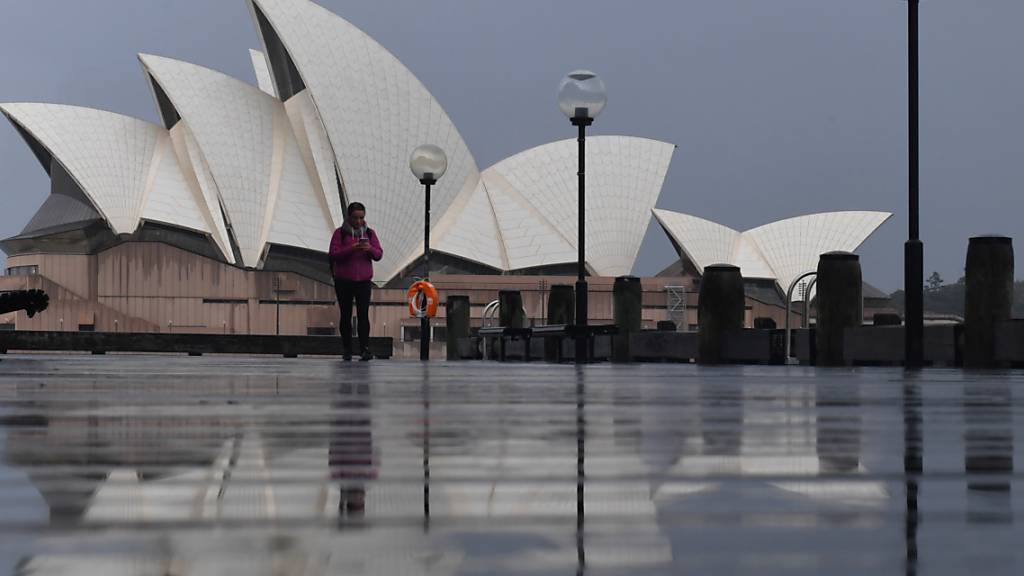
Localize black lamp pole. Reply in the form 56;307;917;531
571;109;593;364
420;174;434;362
905;0;924;369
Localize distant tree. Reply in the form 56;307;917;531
926;271;944;292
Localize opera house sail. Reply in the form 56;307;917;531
0;0;889;339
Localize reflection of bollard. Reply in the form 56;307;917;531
613;276;642;362
698;264;744;365
964;235;1014;368
815;252;862;367
499;290;524;328
546;285;574;362
446;295;470;361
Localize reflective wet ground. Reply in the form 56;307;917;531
0;355;1022;575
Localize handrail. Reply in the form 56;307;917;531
803;277;818;329
785;271;817;364
482;300;500;327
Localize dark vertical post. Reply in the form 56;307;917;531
546;284;575;362
420;179;433;361
815;252;862;367
446;295;470;361
963;236;1014;368
274;275;281;336
697;264;744;364
905;0;924;369
573;115;590;364
612;276;642;362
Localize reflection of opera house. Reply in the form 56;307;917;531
6;367;887;572
0;0;892;351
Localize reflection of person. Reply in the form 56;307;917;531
329;202;383;361
330;382;376;517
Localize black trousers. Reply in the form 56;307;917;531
335;280;372;353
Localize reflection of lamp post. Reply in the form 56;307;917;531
905;0;923;369
558;70;606;363
410;144;448;361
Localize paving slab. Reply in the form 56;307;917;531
1;355;1023;575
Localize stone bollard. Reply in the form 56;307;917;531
873;312;902;326
446;295;471;361
612;276;643;362
546;285;575;362
698;264;745;364
815;251;862;367
499;290;525;328
964;235;1014;368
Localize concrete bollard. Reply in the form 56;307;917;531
698;264;745;364
964;235;1014;368
546;285;575;362
446;295;470;361
873;313;902;326
613;276;643;362
499;290;525;328
815;251;862;367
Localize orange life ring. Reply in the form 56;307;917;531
408;280;439;318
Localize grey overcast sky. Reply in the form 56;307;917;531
1;0;1023;291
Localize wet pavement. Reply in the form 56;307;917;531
0;355;1022;575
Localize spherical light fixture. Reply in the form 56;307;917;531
409;144;448;184
557;70;607;122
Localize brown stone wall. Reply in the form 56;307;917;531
2;242;814;352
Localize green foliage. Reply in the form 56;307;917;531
890;280;1024;318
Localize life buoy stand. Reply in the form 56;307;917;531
408;280;439;318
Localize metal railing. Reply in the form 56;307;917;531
784;271;817;364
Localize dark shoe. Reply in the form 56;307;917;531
359;349;373;362
343;351;353;361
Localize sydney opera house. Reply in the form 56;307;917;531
0;0;892;349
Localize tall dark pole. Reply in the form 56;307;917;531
905;0;924;368
572;110;592;364
421;177;434;361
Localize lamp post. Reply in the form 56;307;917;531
558;70;606;364
410;144;448;361
905;0;923;369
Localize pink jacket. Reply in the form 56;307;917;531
329;227;383;282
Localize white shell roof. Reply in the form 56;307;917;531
651;210;739;271
744;210;892;294
168;122;236;263
283;90;344;228
138;132;212;237
139;54;331;267
0;103;211;239
654;209;892;295
249;0;481;281
248;49;278;98
3;2;677;281
434;136;676;276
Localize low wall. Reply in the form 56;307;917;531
843;325;960;366
0;332;393;358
